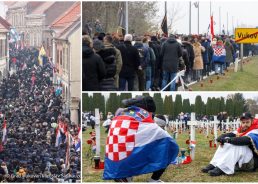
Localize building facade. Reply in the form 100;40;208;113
5;1;75;53
0;16;11;80
51;2;81;124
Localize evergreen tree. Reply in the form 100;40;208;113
142;93;150;97
106;93;119;114
218;97;225;112
82;93;89;112
174;94;183;117
164;95;173;116
153;93;164;114
93;93;105;115
206;97;212;115
225;98;234;116
194;95;203;116
182;99;191;113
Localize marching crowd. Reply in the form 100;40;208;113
82;32;256;91
0;45;80;182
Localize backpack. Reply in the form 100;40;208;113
98;48;117;78
137;47;146;69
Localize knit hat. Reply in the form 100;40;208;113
122;96;156;113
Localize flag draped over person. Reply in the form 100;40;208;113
103;106;179;180
234;118;258;152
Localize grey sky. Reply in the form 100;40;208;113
157;0;258;35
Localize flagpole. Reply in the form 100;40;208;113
219;6;221;35
198;2;199;34
125;1;128;34
210;1;211;18
165;1;167;32
189;1;191;35
232;16;234;36
227;12;229;36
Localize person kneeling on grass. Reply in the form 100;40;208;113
201;112;258;176
103;96;179;182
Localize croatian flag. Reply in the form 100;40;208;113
55;126;62;147
103;107;179;180
65;132;71;169
212;45;226;63
2;119;7;145
75;128;81;152
235;118;258;154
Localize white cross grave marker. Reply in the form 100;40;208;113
188;112;197;160
95;108;100;156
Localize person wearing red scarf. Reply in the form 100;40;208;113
201;112;258;176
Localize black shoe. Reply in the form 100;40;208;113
208;167;225;176
201;164;215;173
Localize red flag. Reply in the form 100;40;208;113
210;15;214;39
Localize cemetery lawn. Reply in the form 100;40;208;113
82;126;258;182
190;56;258;91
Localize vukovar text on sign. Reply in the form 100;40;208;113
235;28;258;43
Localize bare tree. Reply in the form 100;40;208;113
82;1;158;35
167;2;186;34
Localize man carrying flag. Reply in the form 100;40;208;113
103;96;179;182
202;112;258;176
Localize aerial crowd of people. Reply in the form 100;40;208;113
0;44;80;182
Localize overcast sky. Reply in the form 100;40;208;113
156;0;258;35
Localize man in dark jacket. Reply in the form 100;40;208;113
160;34;182;91
182;36;195;83
134;37;150;91
201;112;258;176
117;34;140;91
201;37;213;77
94;39;117;91
82;35;106;91
149;36;161;90
104;35;123;89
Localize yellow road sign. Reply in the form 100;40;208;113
235;28;258;43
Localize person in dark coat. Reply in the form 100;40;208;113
182;36;195;83
82;35;106;91
117;34;140;91
201;37;213;77
94;39;117;91
149;36;161;90
160;34;182;91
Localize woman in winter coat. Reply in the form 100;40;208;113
192;38;205;81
